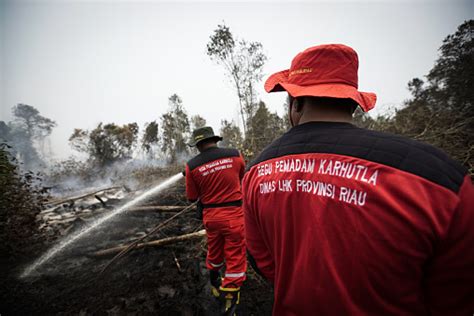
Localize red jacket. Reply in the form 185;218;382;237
243;122;474;315
186;147;245;221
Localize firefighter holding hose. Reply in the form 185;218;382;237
184;126;246;314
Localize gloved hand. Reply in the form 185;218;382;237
181;170;186;176
219;287;240;316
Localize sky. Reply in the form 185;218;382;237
1;0;472;160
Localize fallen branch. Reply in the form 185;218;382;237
47;186;123;206
99;202;197;273
95;195;107;207
93;229;205;257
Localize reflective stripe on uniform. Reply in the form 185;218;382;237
209;261;224;268
225;272;246;278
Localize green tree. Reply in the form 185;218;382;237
141;121;159;158
207;24;267;136
1;104;56;169
69;122;139;166
69;128;89;153
0;143;48;255
387;20;473;173
160;94;190;163
190;115;207;131
0;121;11;141
352;20;473;173
220;119;243;151
12;104;56;141
427;20;473;116
246;101;286;158
352;108;392;131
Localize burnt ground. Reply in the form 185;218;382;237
0;186;273;315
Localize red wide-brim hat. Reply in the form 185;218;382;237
265;44;376;112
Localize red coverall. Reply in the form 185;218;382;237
186;147;247;288
243;122;474;315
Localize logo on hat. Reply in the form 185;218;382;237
188;126;223;147
289;67;313;77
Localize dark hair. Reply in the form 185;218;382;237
196;137;219;149
288;96;358;114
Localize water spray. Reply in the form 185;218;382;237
20;172;184;279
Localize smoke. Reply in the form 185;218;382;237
44;156;180;197
1;125;47;171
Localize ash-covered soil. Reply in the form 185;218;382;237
0;185;273;315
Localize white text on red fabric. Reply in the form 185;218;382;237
256;158;379;207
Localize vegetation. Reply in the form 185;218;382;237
190;115;207;131
0;104;56;169
141;121;159;159
247;101;286;156
64;19;468;169
69;122;139;166
353;20;473;173
207;20;473;170
207;23;267;137
0;143;48;256
160;94;191;163
207;24;287;159
219;119;244;150
1;21;471;187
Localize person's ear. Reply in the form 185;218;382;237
293;97;304;113
289;97;304;127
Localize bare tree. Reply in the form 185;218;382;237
207;24;267;136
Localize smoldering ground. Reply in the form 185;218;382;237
0;166;273;315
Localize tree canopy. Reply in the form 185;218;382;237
69;122;139;166
160;94;191;163
353;20;473;173
0;104;56;169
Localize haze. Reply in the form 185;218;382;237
1;0;472;159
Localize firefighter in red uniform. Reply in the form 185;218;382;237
185;126;246;313
243;44;474;315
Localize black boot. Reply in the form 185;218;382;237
219;287;240;316
210;270;221;298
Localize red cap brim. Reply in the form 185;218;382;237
264;69;289;93
264;70;376;112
